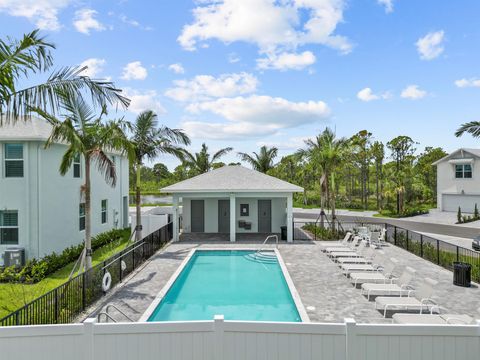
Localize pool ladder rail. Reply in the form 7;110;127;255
97;304;134;323
252;235;278;263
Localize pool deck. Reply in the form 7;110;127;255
87;238;480;324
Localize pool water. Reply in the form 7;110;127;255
147;250;301;322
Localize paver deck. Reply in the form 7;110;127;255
88;238;480;324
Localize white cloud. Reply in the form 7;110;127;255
124;88;166;115
228;53;241;63
0;0;70;30
416;30;445;60
455;78;480;88
257;136;311;150
377;0;394;13
165;72;258;102
401;85;427;99
73;8;106;35
168;63;185;74
182;95;330;139
118;14;153;31
79;58;106;77
121;61;148;80
178;0;352;65
257;51;316;71
357;87;391;102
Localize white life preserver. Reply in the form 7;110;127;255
102;272;112;292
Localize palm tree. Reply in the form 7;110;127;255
183;143;233;174
456;121;480;138
32;92;131;270
238;146;278;173
0;30;129;123
129;110;190;241
297;128;347;230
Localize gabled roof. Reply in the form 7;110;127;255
0;116;52;141
432;148;480;165
161;165;304;193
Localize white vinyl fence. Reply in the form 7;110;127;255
1;316;479;360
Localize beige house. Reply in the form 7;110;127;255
433;148;480;212
161;165;303;242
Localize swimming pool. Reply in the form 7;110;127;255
142;250;305;322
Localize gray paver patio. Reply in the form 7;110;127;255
86;238;480;324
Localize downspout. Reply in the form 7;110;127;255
37;143;41;258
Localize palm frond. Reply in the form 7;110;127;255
212;147;233;162
90;149;117;186
455;121;480;138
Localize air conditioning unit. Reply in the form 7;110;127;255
3;247;26;267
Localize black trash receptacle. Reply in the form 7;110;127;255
453;262;471;287
280;226;287;241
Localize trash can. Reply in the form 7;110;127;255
280;226;287;241
453;262;471;287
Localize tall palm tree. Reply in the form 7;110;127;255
238;145;278;173
129;110;190;241
183;143;233;174
297;128;347;229
456;121;480;138
32;93;131;270
0;30;129;123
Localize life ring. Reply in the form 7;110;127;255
121;260;127;272
102;272;112;292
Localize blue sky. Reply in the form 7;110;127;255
1;0;480;169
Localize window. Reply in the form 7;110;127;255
455;164;473;179
79;203;85;231
0;210;19;245
73;154;81;178
4;143;24;178
101;200;108;224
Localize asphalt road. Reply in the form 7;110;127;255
293;212;480;239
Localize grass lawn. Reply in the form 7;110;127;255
0;234;131;319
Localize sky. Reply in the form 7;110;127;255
1;0;480;169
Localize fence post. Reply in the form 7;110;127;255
420;234;424;258
437;240;440;265
82;272;86;311
456;246;459;262
406;230;409;251
345;318;357;360
83;318;96;360
214;315;225;360
54;287;59;324
119;252;123;283
394;226;397;246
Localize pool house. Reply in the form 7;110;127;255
161;165;303;242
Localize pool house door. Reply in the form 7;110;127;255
258;199;272;233
218;200;230;233
191;200;205;232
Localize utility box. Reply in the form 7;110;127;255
3;247;26;267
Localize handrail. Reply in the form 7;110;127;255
254;235;278;258
105;304;134;322
97;312;117;323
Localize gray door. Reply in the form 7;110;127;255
218;200;230;233
191;200;205;232
258;200;272;233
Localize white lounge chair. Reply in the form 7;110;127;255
350;260;397;287
375;278;438;317
361;267;416;300
392;313;474;325
341;252;385;275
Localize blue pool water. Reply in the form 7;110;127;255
147;250;301;322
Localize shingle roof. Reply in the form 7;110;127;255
161;165;304;193
432;148;480;165
0;116;52;141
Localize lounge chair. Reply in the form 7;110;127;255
336;246;374;264
341;252;385;275
361;267;416;300
375;278;438;317
392;313;474;325
349;260;397;287
319;232;352;249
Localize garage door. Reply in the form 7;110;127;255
442;194;480;213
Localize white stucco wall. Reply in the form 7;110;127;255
181;194;288;234
436;154;480;212
0;141;129;264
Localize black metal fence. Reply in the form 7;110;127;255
294;219;480;283
0;222;172;327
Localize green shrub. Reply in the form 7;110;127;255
0;228;129;284
457;207;462;223
302;223;346;240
